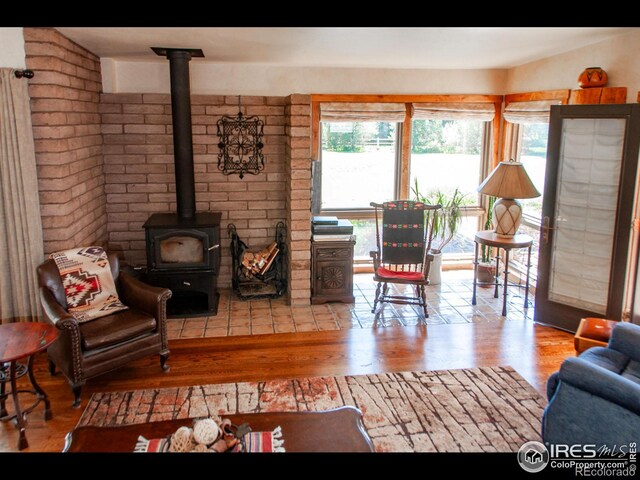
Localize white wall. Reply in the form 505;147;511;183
506;29;640;103
101;31;640;99
102;59;507;96
0;28;26;69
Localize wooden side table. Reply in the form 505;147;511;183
0;322;58;450
472;230;533;316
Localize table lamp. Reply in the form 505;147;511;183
477;159;541;237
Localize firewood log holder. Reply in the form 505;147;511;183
227;222;287;300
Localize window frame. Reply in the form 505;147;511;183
312;94;502;267
319;121;403;212
515;122;549;230
312;99;502;198
408;117;491;209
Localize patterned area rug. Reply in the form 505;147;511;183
78;366;545;452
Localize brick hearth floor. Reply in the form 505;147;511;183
168;270;535;339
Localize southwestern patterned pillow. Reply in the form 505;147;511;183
50;246;128;323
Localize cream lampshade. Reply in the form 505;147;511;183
477;159;541;237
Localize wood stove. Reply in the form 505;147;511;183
141;47;221;317
145;213;220;271
144;213;221;316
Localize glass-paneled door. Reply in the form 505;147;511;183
535;104;640;332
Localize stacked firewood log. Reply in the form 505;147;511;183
241;242;279;277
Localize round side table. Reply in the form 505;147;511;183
0;322;58;450
472;230;533;317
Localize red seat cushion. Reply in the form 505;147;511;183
375;267;425;282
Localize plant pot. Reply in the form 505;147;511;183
428;252;442;285
477;262;496;286
578;67;608;89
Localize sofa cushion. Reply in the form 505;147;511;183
621;359;640;385
80;309;156;351
578;347;640;386
579;347;629;374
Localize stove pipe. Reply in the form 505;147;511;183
152;47;204;219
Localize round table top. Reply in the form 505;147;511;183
474;230;533;249
0;322;58;363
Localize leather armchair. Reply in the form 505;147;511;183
542;322;640;448
37;253;172;408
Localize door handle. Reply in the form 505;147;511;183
541;216;555;245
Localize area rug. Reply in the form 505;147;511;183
78;366;545;452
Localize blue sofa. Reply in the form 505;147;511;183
542;322;640;448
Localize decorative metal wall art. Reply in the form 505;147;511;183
216;96;265;179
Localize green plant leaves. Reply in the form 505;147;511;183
411;178;466;254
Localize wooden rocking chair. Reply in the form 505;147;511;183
369;200;441;317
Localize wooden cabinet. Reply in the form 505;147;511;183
311;240;355;304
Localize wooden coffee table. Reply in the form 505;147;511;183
0;322;58;450
64;406;374;452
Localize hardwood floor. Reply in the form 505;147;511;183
0;321;575;452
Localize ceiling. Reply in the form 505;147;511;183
56;27;636;70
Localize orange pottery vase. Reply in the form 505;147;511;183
578;67;608;88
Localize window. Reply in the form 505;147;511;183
410;119;488;258
351;218;377;260
510;121;550;284
501;95;561;284
517;123;549;224
410;119;484;205
321;121;400;262
314;97;498;265
321;121;399;210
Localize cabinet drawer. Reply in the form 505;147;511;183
314;247;351;260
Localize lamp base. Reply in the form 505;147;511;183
492;198;522;238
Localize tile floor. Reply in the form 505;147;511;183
167;270;535;339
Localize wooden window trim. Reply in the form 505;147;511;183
504;89;571;106
311;94;502;103
400;104;412;198
491;100;503;170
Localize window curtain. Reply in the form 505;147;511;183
503;99;562;124
320;102;406;122
412;102;495;121
0;69;44;323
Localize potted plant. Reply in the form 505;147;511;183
411;179;466;284
477;195;497;284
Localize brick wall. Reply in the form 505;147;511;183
285;95;312;305
100;93;287;288
24;28;106;254
23;27;314;302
